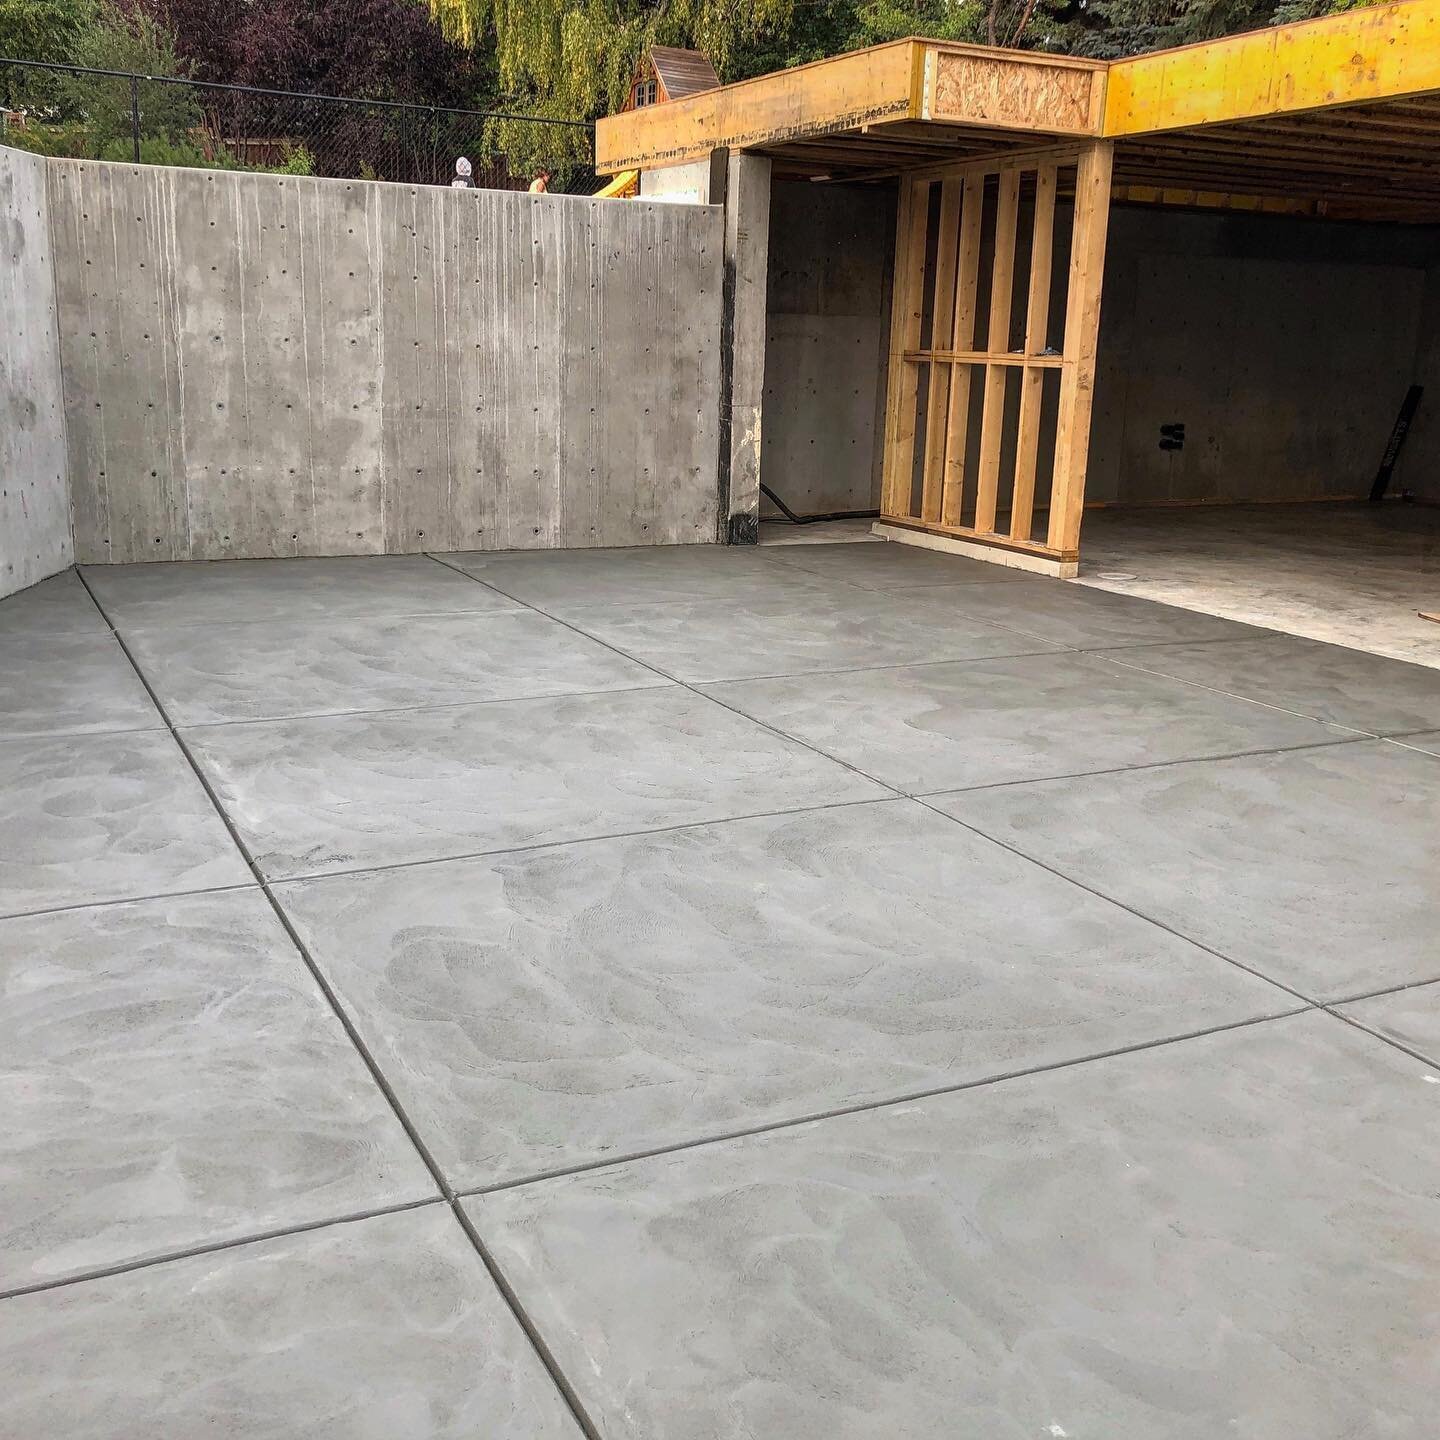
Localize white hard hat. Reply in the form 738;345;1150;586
455;156;472;176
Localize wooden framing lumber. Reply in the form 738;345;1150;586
973;169;1020;535
1104;0;1440;136
1047;141;1114;554
879;177;930;517
920;178;963;520
1011;162;1057;543
941;174;984;525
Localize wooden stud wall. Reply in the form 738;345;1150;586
879;142;1114;564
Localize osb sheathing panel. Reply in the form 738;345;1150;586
927;52;1102;135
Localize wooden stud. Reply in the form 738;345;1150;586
941;174;984;525
1011;162;1056;543
920;178;962;521
973;169;1020;535
1047;141;1114;554
880;177;930;519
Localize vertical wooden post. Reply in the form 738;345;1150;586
973;169;1020;535
920;178;962;522
880;177;930;518
1047;141;1114;555
941;173;983;526
1010;162;1056;543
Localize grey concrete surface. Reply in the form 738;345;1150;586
938;741;1440;1000
938;577;1269;649
442;543;831;611
722;153;771;542
1392;730;1440;756
47;160;722;562
558;589;1067;683
766;538;1035;590
0;631;159;737
126;610;667;725
183;687;886;878
1338;981;1440;1064
4;545;1438;1437
706;652;1352;792
277;801;1288;1190
85;555;519;629
0;1208;582;1438
1101;632;1440;733
0;730;251;917
1077;503;1440;669
0;570;106;639
0;146;70;599
471;1014;1440;1440
0;891;434;1287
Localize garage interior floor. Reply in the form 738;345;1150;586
1076;500;1440;669
3;540;1439;1437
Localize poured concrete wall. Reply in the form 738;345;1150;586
48;159;723;563
0;145;71;598
1089;208;1440;506
1395;259;1440;502
761;179;894;518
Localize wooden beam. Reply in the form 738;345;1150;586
1104;0;1440;137
1048;142;1114;554
974;170;1020;535
920;179;962;521
880;178;930;518
596;39;917;172
1011;162;1056;543
941;174;984;526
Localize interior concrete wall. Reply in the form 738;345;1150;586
1089;206;1440;506
48;159;724;564
1396;259;1440;502
761;179;894;518
0;145;71;599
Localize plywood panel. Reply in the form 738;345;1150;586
929;51;1101;135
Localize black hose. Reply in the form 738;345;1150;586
760;482;880;526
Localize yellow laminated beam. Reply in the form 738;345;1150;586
1105;0;1440;136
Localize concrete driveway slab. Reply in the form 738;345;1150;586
470;1014;1440;1440
442;544;835;611
126;610;668;725
184;686;885;879
0;891;435;1289
935;741;1440;1001
0;570;108;639
274;801;1288;1190
0;731;250;917
0;1207;581;1439
1392;730;1440;756
84;556;517;630
1103;634;1440;734
0;631;159;737
706;652;1348;792
936;578;1269;649
1337;981;1440;1064
766;539;1037;590
560;590;1066;683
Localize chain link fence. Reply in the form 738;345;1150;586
1;58;596;192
